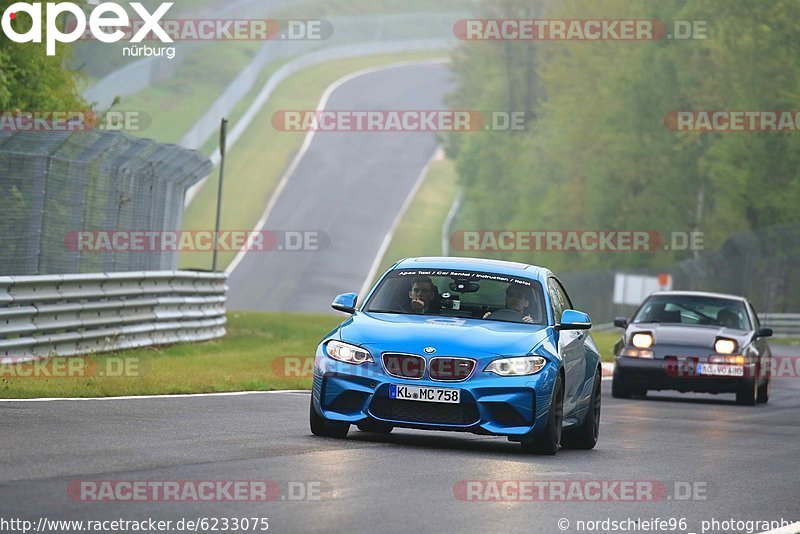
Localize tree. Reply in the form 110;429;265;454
0;2;86;110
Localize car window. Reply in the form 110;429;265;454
364;269;547;324
633;295;750;329
547;278;566;323
553;278;574;310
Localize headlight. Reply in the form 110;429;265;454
326;340;373;364
714;338;737;355
485;356;546;376
632;332;654;349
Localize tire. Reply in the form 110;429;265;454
562;371;601;450
309;397;349;438
736;380;757;406
757;377;770;404
612;373;647;399
521;374;563;455
357;421;394;434
611;376;632;399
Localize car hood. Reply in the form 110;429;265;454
628;323;752;350
334;312;551;357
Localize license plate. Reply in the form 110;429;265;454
389;384;460;404
696;363;744;377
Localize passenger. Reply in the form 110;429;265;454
484;284;536;323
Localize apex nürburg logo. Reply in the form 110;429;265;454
1;1;174;56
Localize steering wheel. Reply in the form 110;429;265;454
488;308;524;322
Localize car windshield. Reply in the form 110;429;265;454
363;269;547;325
633;295;750;330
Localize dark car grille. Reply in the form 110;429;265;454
370;397;479;425
382;353;425;379
429;358;476;381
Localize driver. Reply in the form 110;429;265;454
484;284;535;323
406;276;440;314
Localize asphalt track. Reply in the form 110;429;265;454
2;345;798;533
227;63;452;313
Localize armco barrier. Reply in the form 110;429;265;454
762;313;800;339
0;271;227;360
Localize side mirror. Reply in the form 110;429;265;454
757;327;773;338
613;317;628;329
331;293;357;314
556;309;592;331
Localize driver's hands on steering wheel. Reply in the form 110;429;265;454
483;310;535;323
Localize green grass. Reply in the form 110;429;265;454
178;51;447;271
0;312;341;399
591;331;620;363
121;42;270;144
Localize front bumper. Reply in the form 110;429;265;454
311;352;558;439
614;356;756;393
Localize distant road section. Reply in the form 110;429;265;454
227;62;452;312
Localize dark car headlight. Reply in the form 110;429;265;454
326;340;373;365
485;356;546;376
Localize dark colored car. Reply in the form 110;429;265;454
611;291;773;405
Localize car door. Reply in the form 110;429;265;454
548;277;586;416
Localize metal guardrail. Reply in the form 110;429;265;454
761;314;800;338
0;271;227;359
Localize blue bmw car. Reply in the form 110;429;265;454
310;257;602;454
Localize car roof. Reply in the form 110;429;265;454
648;290;748;302
391;257;549;280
